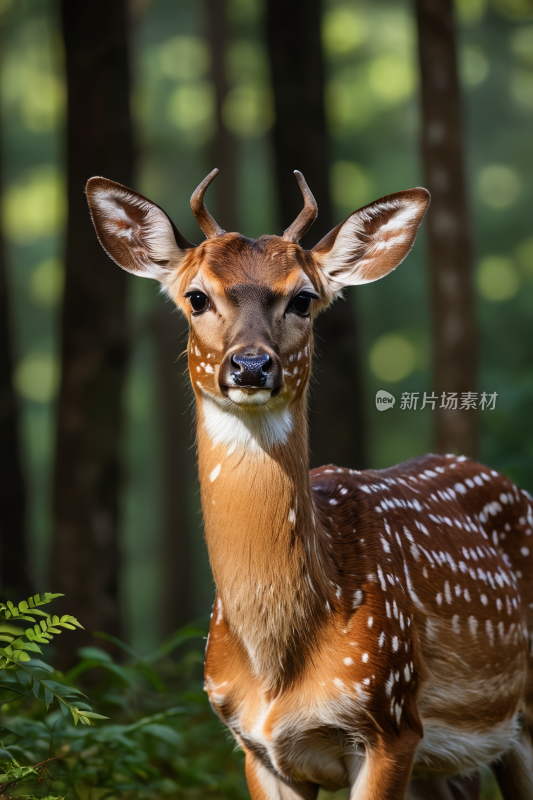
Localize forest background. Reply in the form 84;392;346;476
0;0;532;796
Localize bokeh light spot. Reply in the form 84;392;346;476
167;81;215;143
477;256;519;301
369;334;416;383
331;161;374;212
30;258;64;307
477;164;521;208
14;353;59;404
460;45;489;85
515;237;533;281
2;166;65;243
491;0;533;20
511;68;533;110
367;55;416;103
222;85;274;138
322;8;367;56
455;0;488;24
158;37;210;81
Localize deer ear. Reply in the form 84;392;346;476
312;188;430;293
86;177;195;282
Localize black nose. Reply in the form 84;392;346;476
231;350;272;387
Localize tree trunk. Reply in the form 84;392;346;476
0;94;31;601
415;0;478;458
51;0;134;667
265;0;366;471
149;305;199;635
204;0;239;233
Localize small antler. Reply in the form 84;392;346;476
190;169;226;239
282;171;318;243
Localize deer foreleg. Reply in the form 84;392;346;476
244;751;318;800
409;773;481;800
348;733;420;800
492;727;533;799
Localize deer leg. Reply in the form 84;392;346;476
492;727;533;799
348;734;420;800
244;751;318;800
409;773;481;800
409;777;455;800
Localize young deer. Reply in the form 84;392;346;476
86;170;533;799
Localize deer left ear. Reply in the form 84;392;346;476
312;188;430;294
86;177;195;283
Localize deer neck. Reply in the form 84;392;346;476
196;391;328;688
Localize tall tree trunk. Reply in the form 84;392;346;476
149;306;198;635
51;1;134;667
204;0;238;233
265;0;366;471
415;0;478;458
0;87;31;601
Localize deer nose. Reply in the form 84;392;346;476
230;350;272;387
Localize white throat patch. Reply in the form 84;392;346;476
199;389;293;453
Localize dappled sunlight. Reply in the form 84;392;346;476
2;166;65;243
369;333;417;383
477;164;521;209
477;256;520;301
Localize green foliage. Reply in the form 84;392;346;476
0;594;107;729
0;615;247;800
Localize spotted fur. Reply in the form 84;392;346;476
86;175;533;800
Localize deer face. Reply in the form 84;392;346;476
86;171;429;449
173;234;322;416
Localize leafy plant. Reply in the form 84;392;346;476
0;593;107;729
0;619;247;800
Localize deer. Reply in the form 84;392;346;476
85;169;533;799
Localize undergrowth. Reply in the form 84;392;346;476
0;594;246;800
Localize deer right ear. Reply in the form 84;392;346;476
312;188;430;295
86;177;195;282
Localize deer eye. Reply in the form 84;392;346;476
185;291;210;315
287;292;316;317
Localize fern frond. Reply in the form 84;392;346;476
0;595;82;666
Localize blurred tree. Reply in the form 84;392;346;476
205;0;238;233
265;0;366;471
149;304;199;635
415;0;478;457
0;66;32;599
50;0;134;666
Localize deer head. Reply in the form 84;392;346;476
86;170;429;452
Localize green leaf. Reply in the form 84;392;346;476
77;711;108;720
0;624;25;636
12;650;31;662
41;679;85;698
11;639;41;653
142;723;183;746
93;631;140;660
44;686;54;708
0;682;26;704
144;621;207;663
77;646;113;663
31;680;45;702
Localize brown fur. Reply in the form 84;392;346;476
85;176;530;799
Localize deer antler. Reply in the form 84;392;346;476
190;169;226;239
282;171;318;243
